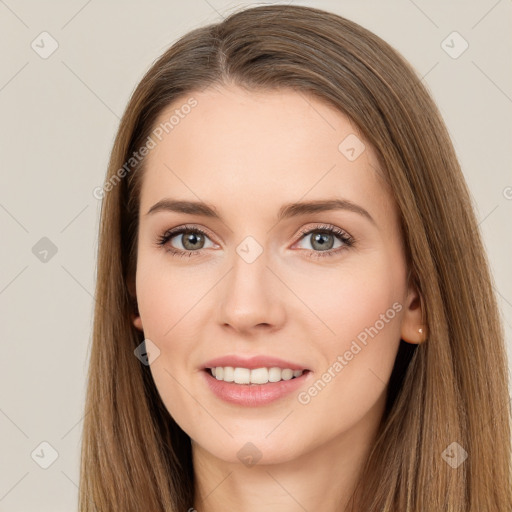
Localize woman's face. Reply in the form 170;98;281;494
132;84;423;465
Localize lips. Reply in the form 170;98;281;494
201;365;312;406
202;355;309;371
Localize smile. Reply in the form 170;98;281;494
202;367;312;406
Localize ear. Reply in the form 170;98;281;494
400;280;427;344
127;276;144;332
131;308;143;332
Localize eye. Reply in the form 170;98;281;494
155;225;217;258
293;224;354;259
155;223;355;259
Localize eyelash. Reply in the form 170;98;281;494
155;223;355;260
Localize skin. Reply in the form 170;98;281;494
132;83;425;512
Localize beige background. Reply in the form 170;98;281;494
1;0;511;510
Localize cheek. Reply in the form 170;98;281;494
282;253;403;347
135;258;204;432
134;251;205;340
293;313;401;449
289;256;403;387
134;252;212;384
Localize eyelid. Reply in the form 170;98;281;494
157;222;354;258
293;222;352;240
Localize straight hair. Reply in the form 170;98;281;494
79;5;512;510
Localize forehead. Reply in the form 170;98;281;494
139;84;392;221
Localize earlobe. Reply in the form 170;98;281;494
402;325;427;345
132;314;144;331
400;284;427;344
130;294;144;332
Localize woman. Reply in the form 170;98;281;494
79;4;512;511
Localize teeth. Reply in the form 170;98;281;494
250;367;268;384
223;366;235;382
234;367;250;384
211;366;305;384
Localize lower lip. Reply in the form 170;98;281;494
202;369;311;406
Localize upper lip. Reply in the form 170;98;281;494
202;355;309;371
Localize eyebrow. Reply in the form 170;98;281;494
146;198;376;226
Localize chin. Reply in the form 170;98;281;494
195;433;309;467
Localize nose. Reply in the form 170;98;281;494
215;246;286;335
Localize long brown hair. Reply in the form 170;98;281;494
79;5;512;510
